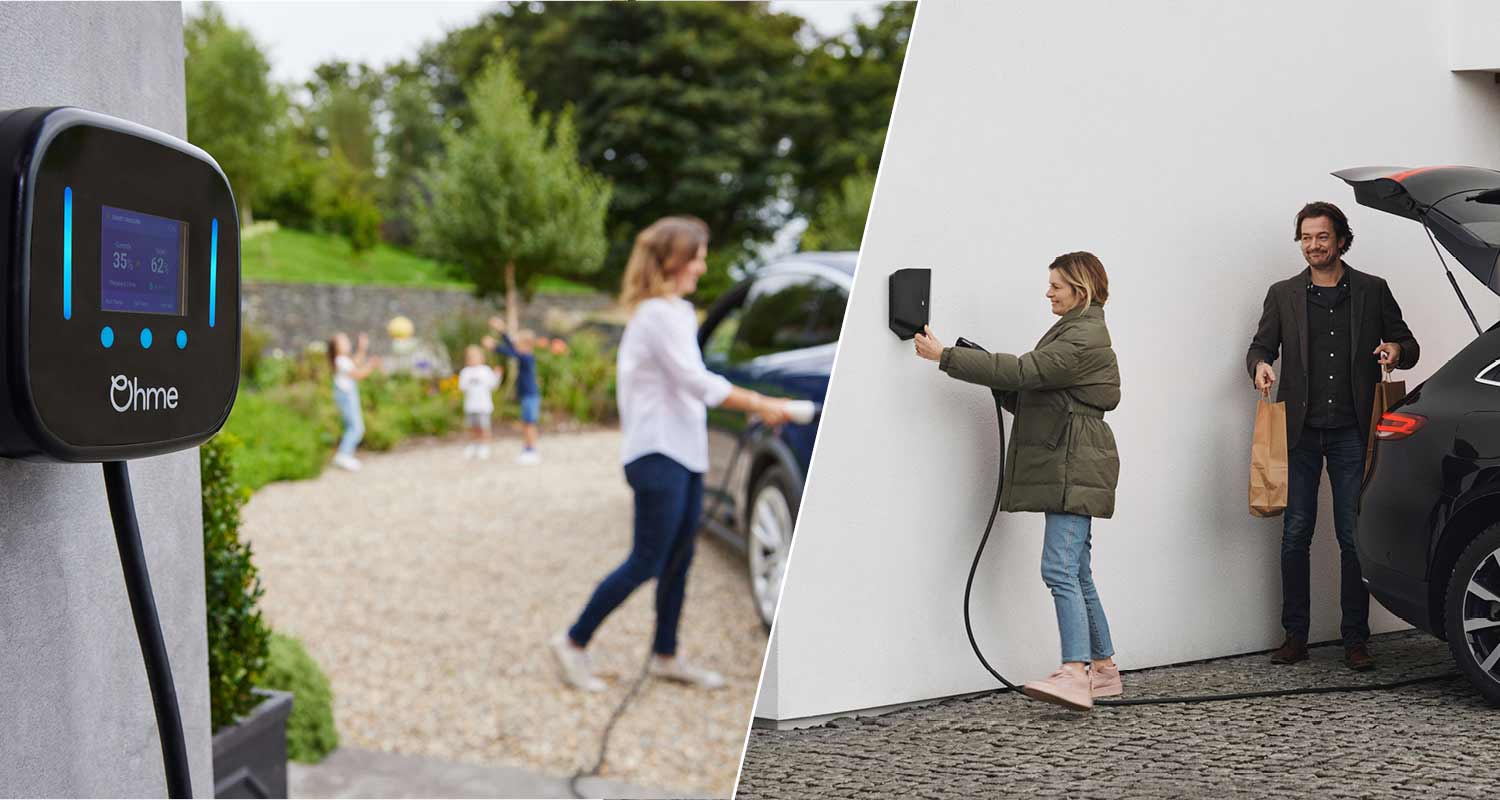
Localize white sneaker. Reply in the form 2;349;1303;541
464;444;476;459
549;631;605;692
649;656;726;690
478;445;491;460
517;449;541;466
332;453;362;472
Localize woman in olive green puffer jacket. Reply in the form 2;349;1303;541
914;251;1121;712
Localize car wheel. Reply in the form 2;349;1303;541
1444;522;1500;706
747;464;799;630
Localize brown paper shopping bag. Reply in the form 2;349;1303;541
1364;368;1407;483
1249;393;1288;517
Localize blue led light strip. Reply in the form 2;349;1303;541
209;218;218;328
63;186;73;320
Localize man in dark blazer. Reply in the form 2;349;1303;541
1246;201;1419;671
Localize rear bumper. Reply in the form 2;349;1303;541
1360;558;1438;636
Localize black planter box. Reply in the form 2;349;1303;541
211;689;293;799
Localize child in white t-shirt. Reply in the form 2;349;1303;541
458;345;503;459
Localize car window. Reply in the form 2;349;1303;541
1437;190;1500;246
703;308;742;366
730;273;847;363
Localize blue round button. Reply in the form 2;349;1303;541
140;328;153;349
176;329;187;349
100;326;114;348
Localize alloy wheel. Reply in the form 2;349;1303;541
748;482;793;627
1461;549;1500;685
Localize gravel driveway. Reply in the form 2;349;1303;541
242;429;767;798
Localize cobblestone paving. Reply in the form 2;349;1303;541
738;631;1497;798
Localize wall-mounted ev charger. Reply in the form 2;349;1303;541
0;107;240;798
888;267;930;340
0;106;240;461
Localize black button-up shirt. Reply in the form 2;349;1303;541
1306;276;1356;429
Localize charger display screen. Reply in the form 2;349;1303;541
99;204;187;315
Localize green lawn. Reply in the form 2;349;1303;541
240;226;596;294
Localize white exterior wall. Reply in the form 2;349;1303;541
1450;0;1500;71
758;0;1500;723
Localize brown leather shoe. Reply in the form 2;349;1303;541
1270;634;1308;664
1345;642;1375;672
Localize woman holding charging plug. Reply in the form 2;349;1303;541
551;215;815;692
914;251;1122;711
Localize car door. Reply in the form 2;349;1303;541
701;267;848;534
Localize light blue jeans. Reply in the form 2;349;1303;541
333;384;364;457
1040;512;1114;664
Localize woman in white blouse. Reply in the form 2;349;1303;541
551;216;801;692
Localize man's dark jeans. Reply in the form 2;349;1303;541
1281;423;1369;644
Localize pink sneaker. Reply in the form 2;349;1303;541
1022;666;1093;711
1090;662;1123;698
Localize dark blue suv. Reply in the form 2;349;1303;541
697;252;854;627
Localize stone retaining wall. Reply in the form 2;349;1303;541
242;282;620;356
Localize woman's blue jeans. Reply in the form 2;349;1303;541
332;385;364;456
1041;512;1115;664
568;453;702;656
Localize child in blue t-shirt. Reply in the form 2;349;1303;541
483;315;542;464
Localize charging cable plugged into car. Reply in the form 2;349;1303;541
0;107;241;797
889;265;1459;710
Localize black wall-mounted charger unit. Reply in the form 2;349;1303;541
0;106;240;462
0;106;242;798
888;267;930;340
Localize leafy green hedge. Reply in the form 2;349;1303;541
261;633;339;763
532;331;616;424
221;384;338;491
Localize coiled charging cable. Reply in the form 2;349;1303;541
961;381;1457;707
570;401;817;797
104;460;193;797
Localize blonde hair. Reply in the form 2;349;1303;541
618;216;711;310
1048;251;1109;314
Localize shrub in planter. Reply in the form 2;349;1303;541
202;433;272;731
261;633;339;763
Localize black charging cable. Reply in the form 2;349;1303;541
959;349;1458;708
568;427;759;798
104;460;193;798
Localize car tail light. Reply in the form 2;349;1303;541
1375;412;1426;440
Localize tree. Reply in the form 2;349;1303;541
784;3;913;221
415;57;611;311
184;3;286;228
410;2;810;300
801;170;877;252
301;61;383;254
378;66;447;245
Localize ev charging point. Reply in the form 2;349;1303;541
888;268;931;340
0;106;240;461
0;106;240;798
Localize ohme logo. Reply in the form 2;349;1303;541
110;375;179;412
